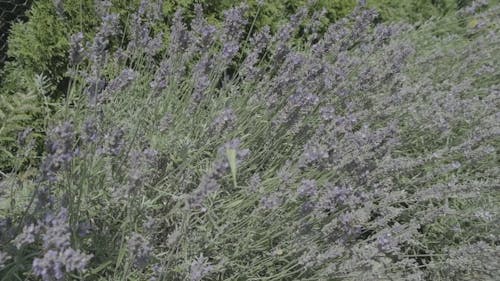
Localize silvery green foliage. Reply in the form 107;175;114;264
1;1;499;280
429;241;499;280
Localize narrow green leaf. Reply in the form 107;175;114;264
226;148;238;188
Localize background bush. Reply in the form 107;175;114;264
0;0;33;68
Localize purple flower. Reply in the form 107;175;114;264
99;13;120;38
168;9;190;55
82;117;99;143
317;184;353;213
159;113;173;132
13;223;39;249
127;1;164;56
69;32;85;65
127;232;152;269
297;179;318;198
191;4;218;52
216;139;251;166
32;208;93;280
104;68;138;95
221;4;249;42
145;32;164;56
84;73;107;104
189;177;221;209
299;142;329;169
86;13;120;66
189;254;214;281
60;248;93;272
260;192;283;210
211;108;236;135
240;26;271;79
94;0;112;19
376;233;400;253
137;0;163;20
189;139;250;209
191;53;213;106
464;0;489;15
41;122;77;182
99;127;126;156
319;106;335;122
150;58;173;93
221;40;240;61
33;250;65;281
248;173;262;193
32;249;92;281
42;208;71;250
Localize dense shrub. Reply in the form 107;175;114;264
1;1;498;280
0;0;33;67
2;0;492;174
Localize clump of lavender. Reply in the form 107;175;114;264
32;248;93;281
87;12;120;66
41;122;77;182
190;4;218;53
30;208;93;281
260;192;283;210
67;7;123;106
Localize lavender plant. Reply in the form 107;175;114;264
0;1;499;280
